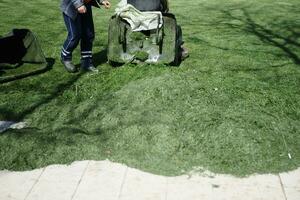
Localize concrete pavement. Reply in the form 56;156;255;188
0;160;299;200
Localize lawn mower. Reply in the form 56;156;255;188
107;0;185;65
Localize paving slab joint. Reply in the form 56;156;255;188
117;166;128;200
24;167;46;200
71;161;91;200
165;177;168;200
278;174;288;200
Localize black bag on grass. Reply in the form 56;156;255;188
0;29;46;65
0;29;49;83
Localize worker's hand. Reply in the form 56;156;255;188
102;0;111;9
77;5;87;13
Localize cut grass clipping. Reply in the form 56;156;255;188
0;0;300;176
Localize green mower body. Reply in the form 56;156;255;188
107;13;181;65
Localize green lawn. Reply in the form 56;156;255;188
0;0;299;176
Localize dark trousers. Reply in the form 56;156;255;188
61;5;95;61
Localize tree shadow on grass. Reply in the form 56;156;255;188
187;7;300;66
188;34;294;72
0;72;83;121
0;49;108;122
223;9;300;65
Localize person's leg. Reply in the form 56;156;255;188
61;13;82;72
61;13;82;61
80;5;97;71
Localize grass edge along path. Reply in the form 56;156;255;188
0;0;300;177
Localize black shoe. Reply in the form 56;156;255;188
81;59;99;73
61;60;78;73
181;45;189;60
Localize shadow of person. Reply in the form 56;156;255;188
93;49;108;67
0;108;19;121
0;58;55;84
0;70;5;76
